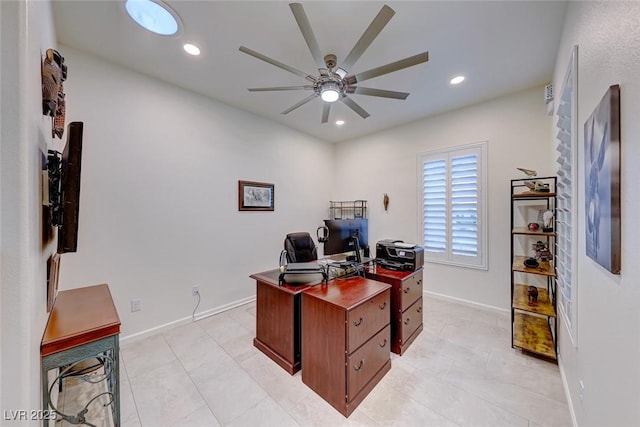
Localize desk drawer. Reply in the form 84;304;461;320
399;272;423;312
347;324;390;400
400;297;423;344
347;290;390;353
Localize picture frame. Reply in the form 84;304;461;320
584;84;621;274
238;180;274;211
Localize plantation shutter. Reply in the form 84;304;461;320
423;159;447;254
451;154;478;257
419;142;486;269
555;45;577;342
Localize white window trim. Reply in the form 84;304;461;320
417;141;488;270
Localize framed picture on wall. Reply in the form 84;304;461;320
238;180;275;211
584;84;621;274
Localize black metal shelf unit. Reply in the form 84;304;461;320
510;176;558;360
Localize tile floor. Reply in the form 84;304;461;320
78;295;572;426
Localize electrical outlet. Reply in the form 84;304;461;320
192;285;200;297
131;298;141;312
579;380;585;402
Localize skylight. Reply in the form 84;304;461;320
125;0;181;36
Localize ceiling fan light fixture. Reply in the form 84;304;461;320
335;68;348;79
320;83;340;103
125;0;182;36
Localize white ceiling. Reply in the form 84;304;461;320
52;1;567;143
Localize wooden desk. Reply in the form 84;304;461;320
302;277;391;417
250;269;321;374
365;266;424;355
41;284;121;426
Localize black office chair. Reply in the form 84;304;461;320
284;232;318;263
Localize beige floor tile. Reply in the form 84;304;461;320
129;359;206;427
121;335;176;379
163;322;231;373
287;390;372;427
189;356;268;425
119;373;140;426
402;369;529;427
199;312;252;345
218;330;259;363
240;353;312;411
169;405;221;427
444;361;570;426
358;378;461;427
225;302;257;333
227;396;298;427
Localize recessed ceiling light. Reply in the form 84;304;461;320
183;44;201;56
336;120;345;126
450;75;465;85
125;0;182;36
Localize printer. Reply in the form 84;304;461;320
375;239;424;271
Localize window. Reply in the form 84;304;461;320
556;45;578;344
418;142;487;269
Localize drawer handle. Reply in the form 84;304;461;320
379;339;387;348
404;318;411;325
417;306;422;313
417;280;422;286
404;287;410;294
379;301;387;310
353;317;363;327
354;360;364;371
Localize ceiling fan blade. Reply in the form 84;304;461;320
346;52;429;85
340;5;395;71
248;86;314;92
289;3;325;70
321;102;331;123
239;46;317;83
341;96;370;119
281;94;317;115
347;86;409;100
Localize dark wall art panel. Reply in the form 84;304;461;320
584;84;621;274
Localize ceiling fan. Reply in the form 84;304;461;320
239;3;429;123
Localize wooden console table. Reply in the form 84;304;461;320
41;284;121;426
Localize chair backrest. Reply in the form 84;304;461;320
284;232;318;263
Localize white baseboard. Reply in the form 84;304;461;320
120;295;256;346
558;353;579;427
423;290;509;313
193;295;256;322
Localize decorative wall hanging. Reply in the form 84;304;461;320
46;253;60;312
41;48;67;138
584;84;621;274
238;180;274;211
383;193;389;211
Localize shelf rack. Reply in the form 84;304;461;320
510;176;557;360
328;200;367;220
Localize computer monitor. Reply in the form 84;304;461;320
323;219;369;263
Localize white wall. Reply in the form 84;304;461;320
334;87;553;309
551;3;640;426
0;0;58;422
57;46;335;338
